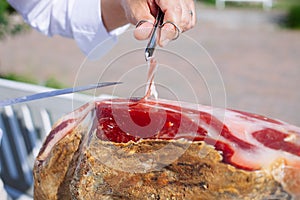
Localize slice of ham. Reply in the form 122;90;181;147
36;98;300;198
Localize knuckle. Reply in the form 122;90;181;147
175;5;183;15
180;18;190;31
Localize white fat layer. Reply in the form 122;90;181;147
46;99;300;172
37;102;94;161
138;99;300;168
40;98;300;196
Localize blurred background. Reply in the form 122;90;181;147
0;0;299;126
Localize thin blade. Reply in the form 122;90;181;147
0;82;121;107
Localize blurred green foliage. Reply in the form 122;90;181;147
0;1;28;39
285;5;300;29
197;0;215;4
44;77;66;89
0;73;37;85
196;0;300;29
0;1;10;26
0;73;66;89
197;0;271;9
274;0;300;10
197;0;300;10
0;2;66;89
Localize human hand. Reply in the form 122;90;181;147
123;0;196;47
101;0;196;47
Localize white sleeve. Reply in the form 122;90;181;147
7;0;129;57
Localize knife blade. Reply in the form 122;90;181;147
0;82;121;107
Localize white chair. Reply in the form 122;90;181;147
0;79;92;200
216;0;273;11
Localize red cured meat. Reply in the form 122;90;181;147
36;98;300;198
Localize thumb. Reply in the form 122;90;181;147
134;20;154;40
121;0;157;40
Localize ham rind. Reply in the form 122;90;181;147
95;98;300;197
36;98;300;198
96;99;300;166
36;102;94;163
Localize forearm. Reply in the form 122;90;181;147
101;0;128;32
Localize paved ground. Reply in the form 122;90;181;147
0;3;300;126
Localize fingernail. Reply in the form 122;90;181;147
136;20;153;28
134;22;154;40
159;27;169;47
160;38;170;47
136;20;145;28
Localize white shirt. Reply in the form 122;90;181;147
7;0;129;58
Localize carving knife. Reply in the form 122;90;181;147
0;82;121;107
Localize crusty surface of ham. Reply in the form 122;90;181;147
34;98;300;199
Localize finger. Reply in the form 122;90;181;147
181;9;196;32
158;0;182;28
156;2;182;46
123;0;156;41
189;1;197;29
156;0;197;46
148;0;159;16
134;21;154;40
184;0;197;31
177;0;192;32
168;0;196;32
158;22;180;47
